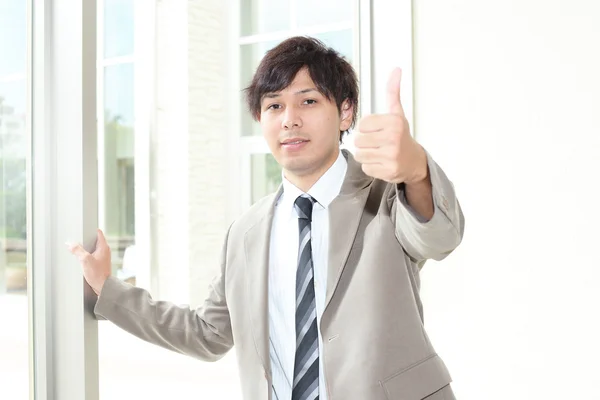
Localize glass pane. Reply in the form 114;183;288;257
0;0;26;76
103;63;135;279
104;0;134;58
99;5;242;399
295;0;353;28
241;0;290;36
0;2;28;399
240;40;280;136
313;29;354;63
251;154;282;204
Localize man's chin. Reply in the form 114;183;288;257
282;158;318;177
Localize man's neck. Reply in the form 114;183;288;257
286;173;322;193
284;153;339;193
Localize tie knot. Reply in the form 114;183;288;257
294;195;316;221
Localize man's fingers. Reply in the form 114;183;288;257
95;229;109;253
358;114;401;134
354;147;383;164
67;242;91;261
354;129;399;149
361;163;386;179
90;229;111;259
387;67;405;117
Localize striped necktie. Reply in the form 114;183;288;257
292;194;319;400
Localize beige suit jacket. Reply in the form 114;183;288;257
95;149;465;400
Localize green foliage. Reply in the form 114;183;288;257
265;154;282;187
0;158;26;239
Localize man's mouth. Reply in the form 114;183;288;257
280;138;310;151
282;140;308;145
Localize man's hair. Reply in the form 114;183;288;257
244;36;359;142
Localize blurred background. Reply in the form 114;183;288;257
1;0;599;399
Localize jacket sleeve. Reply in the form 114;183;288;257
391;150;465;263
94;226;234;362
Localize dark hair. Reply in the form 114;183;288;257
244;36;359;142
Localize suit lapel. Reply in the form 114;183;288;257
244;187;281;378
242;150;372;374
324;150;373;313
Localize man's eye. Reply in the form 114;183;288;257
267;104;281;110
304;99;317;105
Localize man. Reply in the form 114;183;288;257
69;36;464;400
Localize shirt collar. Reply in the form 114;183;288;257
278;150;347;212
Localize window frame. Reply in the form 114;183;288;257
30;0;101;399
96;0;156;292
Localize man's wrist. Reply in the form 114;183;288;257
405;161;430;187
93;275;110;296
404;144;429;186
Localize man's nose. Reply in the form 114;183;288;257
282;108;302;130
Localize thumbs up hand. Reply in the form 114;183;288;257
354;68;428;185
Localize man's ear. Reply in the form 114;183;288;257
339;100;354;131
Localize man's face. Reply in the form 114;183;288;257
259;68;353;182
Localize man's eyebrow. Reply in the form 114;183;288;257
294;88;318;95
262;88;319;99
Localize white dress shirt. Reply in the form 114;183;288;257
268;151;347;400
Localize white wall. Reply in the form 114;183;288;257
153;0;230;305
154;0;191;304
186;0;231;307
370;1;600;398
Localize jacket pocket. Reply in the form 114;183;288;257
380;354;452;400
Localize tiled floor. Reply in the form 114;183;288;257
0;293;242;400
